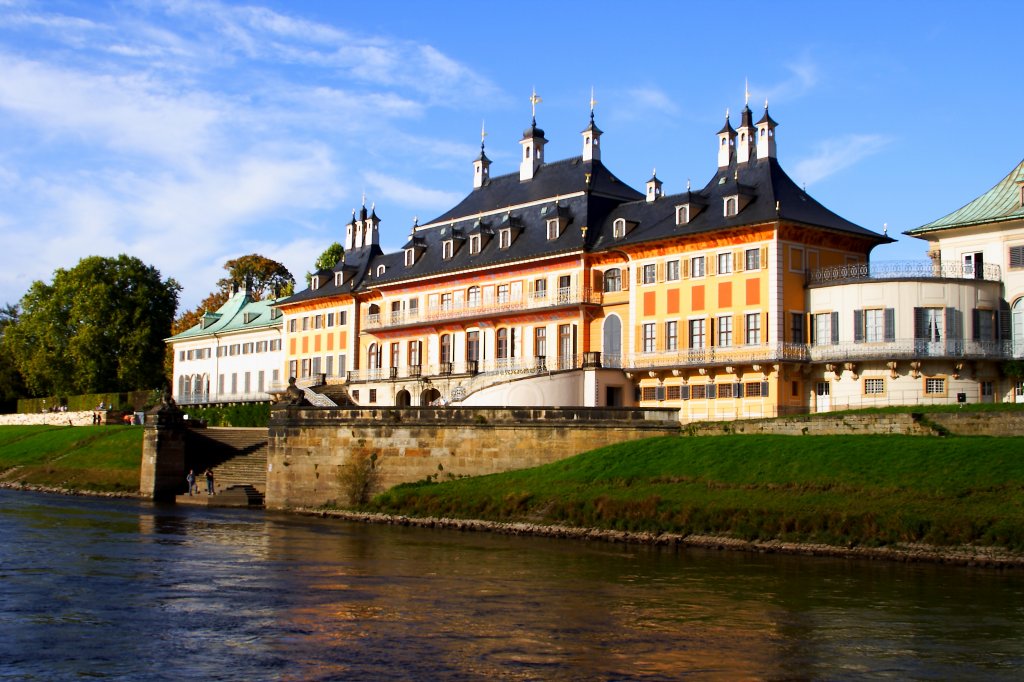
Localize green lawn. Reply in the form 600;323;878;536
366;434;1024;551
0;425;142;492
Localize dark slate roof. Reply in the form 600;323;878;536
424;157;642;227
590;157;891;249
276;244;382;305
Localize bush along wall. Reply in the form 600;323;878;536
183;402;271;427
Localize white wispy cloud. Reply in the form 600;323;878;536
363;171;463;213
792;133;892;186
751;55;820;106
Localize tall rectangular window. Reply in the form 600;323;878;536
643;264;656;284
688;319;706;349
666;321;678;351
718;315;733;346
535;327;547;357
690;256;705;278
666;260;680;281
717;252;732;275
864;309;885;342
642;323;656;352
745;248;760;270
745;313;761;344
390;342;400;368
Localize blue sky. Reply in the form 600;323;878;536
0;0;1020;311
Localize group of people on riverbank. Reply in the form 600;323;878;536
186;468;215;496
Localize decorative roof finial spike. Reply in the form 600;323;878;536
687;178;691;191
480;119;487;152
589;86;597;120
530;86;542;124
745;78;750;106
725;107;730;120
361;190;366;207
883;222;888;235
765;97;769;110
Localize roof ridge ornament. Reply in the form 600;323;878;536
745;78;750;106
530;87;542;124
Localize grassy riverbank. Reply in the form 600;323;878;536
365;434;1024;552
0;425;142;492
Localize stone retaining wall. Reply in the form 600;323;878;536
266;406;680;510
0;411;95;427
683;411;1024;437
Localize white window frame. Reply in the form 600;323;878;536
469;234;481;255
499;228;512;249
666;260;680;281
691;255;705;278
717;252;732;275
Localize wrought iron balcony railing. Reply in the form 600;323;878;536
364;287;602;330
808;338;1011;362
626;343;809;370
807;260;1002;285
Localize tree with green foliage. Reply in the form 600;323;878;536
0;303;26;411
4;255;181;396
306;242;344;284
216;254;295;302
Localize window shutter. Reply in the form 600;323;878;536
635;326;642;352
622;269;630;291
709;317;715;347
946;307;959;339
707;257;716;276
914;307;925;339
808;313;815;345
998;300;1011;340
736;381;743;397
884;308;895;342
972;309;981;341
735;251;744;272
680;385;690;400
761;381;770;396
682;259;690;279
657;262;665;282
655;385;666;401
830;311;839;345
853;310;864;343
760;246;768;269
636;266;642;284
707;383;717;399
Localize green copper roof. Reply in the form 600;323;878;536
907;157;1024;236
166;291;284;342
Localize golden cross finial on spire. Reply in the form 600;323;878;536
745;78;750;105
725;107;730;119
765;97;769;110
589;86;597;113
480;119;487;144
530;87;542;119
361;190;366;207
652;167;657;178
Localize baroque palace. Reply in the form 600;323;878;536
169;96;1023;419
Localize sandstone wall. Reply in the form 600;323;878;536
0;411;96;426
683;411;1024;437
266;406;680;510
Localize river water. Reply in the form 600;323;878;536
1;489;1022;681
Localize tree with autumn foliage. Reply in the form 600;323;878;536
166;255;295;381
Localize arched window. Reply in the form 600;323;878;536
467;286;481;307
497;328;508;359
603;315;622;368
368;343;382;369
440;334;452;364
1013;298;1024;358
603;268;622;292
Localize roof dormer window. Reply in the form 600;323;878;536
546;218;560;240
404;249;415;267
334;271;345;286
499;228;511;249
443;240;454;260
469;234;481;255
376;264;386;277
310;275;320;289
676;205;690;225
724;196;738;217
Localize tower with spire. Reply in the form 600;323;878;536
756;100;778;161
581;88;602;163
717;109;737;168
473;121;491;189
519;88;547;181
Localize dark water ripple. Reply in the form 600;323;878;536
1;489;1023;680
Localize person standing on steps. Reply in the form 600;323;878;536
186;469;196;496
204;468;214;496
